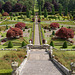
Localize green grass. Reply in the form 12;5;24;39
0;51;11;58
53;50;75;70
0;21;18;25
0;49;27;74
0;69;12;75
57;21;75;25
54;45;74;50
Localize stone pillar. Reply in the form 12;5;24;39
70;62;75;74
49;46;53;60
11;61;19;75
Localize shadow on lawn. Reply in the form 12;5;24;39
0;72;11;75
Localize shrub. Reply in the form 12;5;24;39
44;30;46;33
50;41;54;47
52;31;55;35
55;27;74;39
25;26;28;29
38;18;41;22
23;29;25;31
8;41;13;48
2;12;9;16
32;18;35;22
6;28;23;38
22;41;26;47
63;41;67;48
50;22;59;29
28;30;30;33
15;22;25;29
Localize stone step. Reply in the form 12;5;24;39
21;60;64;75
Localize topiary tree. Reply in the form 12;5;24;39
63;41;67;48
59;4;62;15
52;31;55;35
8;41;13;48
64;6;68;16
32;8;35;16
1;9;4;14
26;8;31;18
44;8;48;18
6;25;8;29
22;41;26;47
52;5;55;15
38;5;41;15
50;41;54;47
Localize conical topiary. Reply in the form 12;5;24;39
22;41;26;47
8;41;13;48
63;41;67;48
50;41;54;47
52;31;55;35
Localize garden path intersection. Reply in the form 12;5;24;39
21;16;65;75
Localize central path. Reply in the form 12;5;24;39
34;16;40;45
21;16;64;75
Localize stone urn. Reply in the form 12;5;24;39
11;61;18;71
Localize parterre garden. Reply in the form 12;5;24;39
0;0;75;74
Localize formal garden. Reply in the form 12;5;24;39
0;0;75;74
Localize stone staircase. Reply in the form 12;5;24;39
21;49;64;75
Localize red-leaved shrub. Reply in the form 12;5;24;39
55;27;74;39
15;22;25;29
6;28;23;38
50;22;59;29
2;12;9;16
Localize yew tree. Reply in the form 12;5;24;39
55;27;74;39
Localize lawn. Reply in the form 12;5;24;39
0;21;18;25
0;51;11;58
0;49;27;75
53;50;75;70
57;21;75;25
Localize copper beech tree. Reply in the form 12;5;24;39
50;22;59;29
15;22;25;29
6;27;23;38
55;27;74;39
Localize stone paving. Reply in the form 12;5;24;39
21;49;64;75
21;16;65;75
34;16;40;45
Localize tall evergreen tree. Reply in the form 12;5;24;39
64;6;68;16
32;8;35;16
26;8;31;18
38;5;41;15
44;8;48;18
52;5;55;15
59;4;62;15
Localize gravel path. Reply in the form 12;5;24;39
21;49;64;75
34;16;40;45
